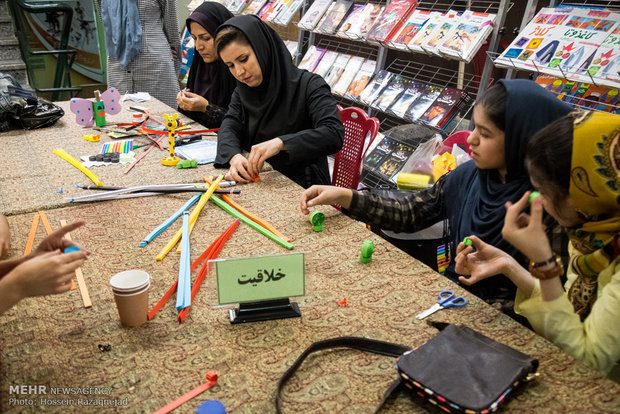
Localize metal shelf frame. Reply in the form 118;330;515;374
296;0;514;133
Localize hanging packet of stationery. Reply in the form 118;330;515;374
275;323;538;413
0;73;64;131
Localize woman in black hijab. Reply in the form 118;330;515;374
213;15;344;188
176;2;236;128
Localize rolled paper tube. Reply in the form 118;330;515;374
204;177;290;242
157;176;223;261
140;194;201;247
175;212;191;311
148;220;238;320
209;194;293;250
175;176;224;254
178;219;239;323
53;149;103;186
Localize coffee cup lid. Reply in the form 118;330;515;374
110;270;150;292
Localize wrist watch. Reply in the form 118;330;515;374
528;254;564;280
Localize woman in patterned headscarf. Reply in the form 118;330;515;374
455;111;620;381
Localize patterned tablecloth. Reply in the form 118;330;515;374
1;101;619;413
0;99;220;215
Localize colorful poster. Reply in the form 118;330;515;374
25;0;105;82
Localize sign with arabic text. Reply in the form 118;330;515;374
214;253;305;305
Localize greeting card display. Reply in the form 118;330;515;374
438;10;497;63
389;9;432;50
344;59;377;100
366;0;417;44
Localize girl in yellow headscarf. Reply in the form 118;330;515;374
454;110;620;381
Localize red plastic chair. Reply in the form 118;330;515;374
332;106;380;190
442;130;472;156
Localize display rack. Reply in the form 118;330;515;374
549;0;618;7
315;37;380;59
490;1;620;93
296;0;512;134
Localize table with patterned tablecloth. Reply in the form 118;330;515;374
0;98;220;215
1;169;619;413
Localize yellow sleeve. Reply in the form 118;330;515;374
515;256;620;377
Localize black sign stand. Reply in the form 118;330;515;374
229;298;301;324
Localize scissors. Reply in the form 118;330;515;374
416;290;467;320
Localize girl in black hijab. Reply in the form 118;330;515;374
213;15;344;188
300;80;572;306
176;2;236;128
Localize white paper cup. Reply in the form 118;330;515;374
110;270;150;327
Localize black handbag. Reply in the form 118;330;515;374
0;73;64;131
276;323;538;413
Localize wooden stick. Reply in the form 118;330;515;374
60;220;91;307
38;210;53;235
24;213;40;256
123;133;166;175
